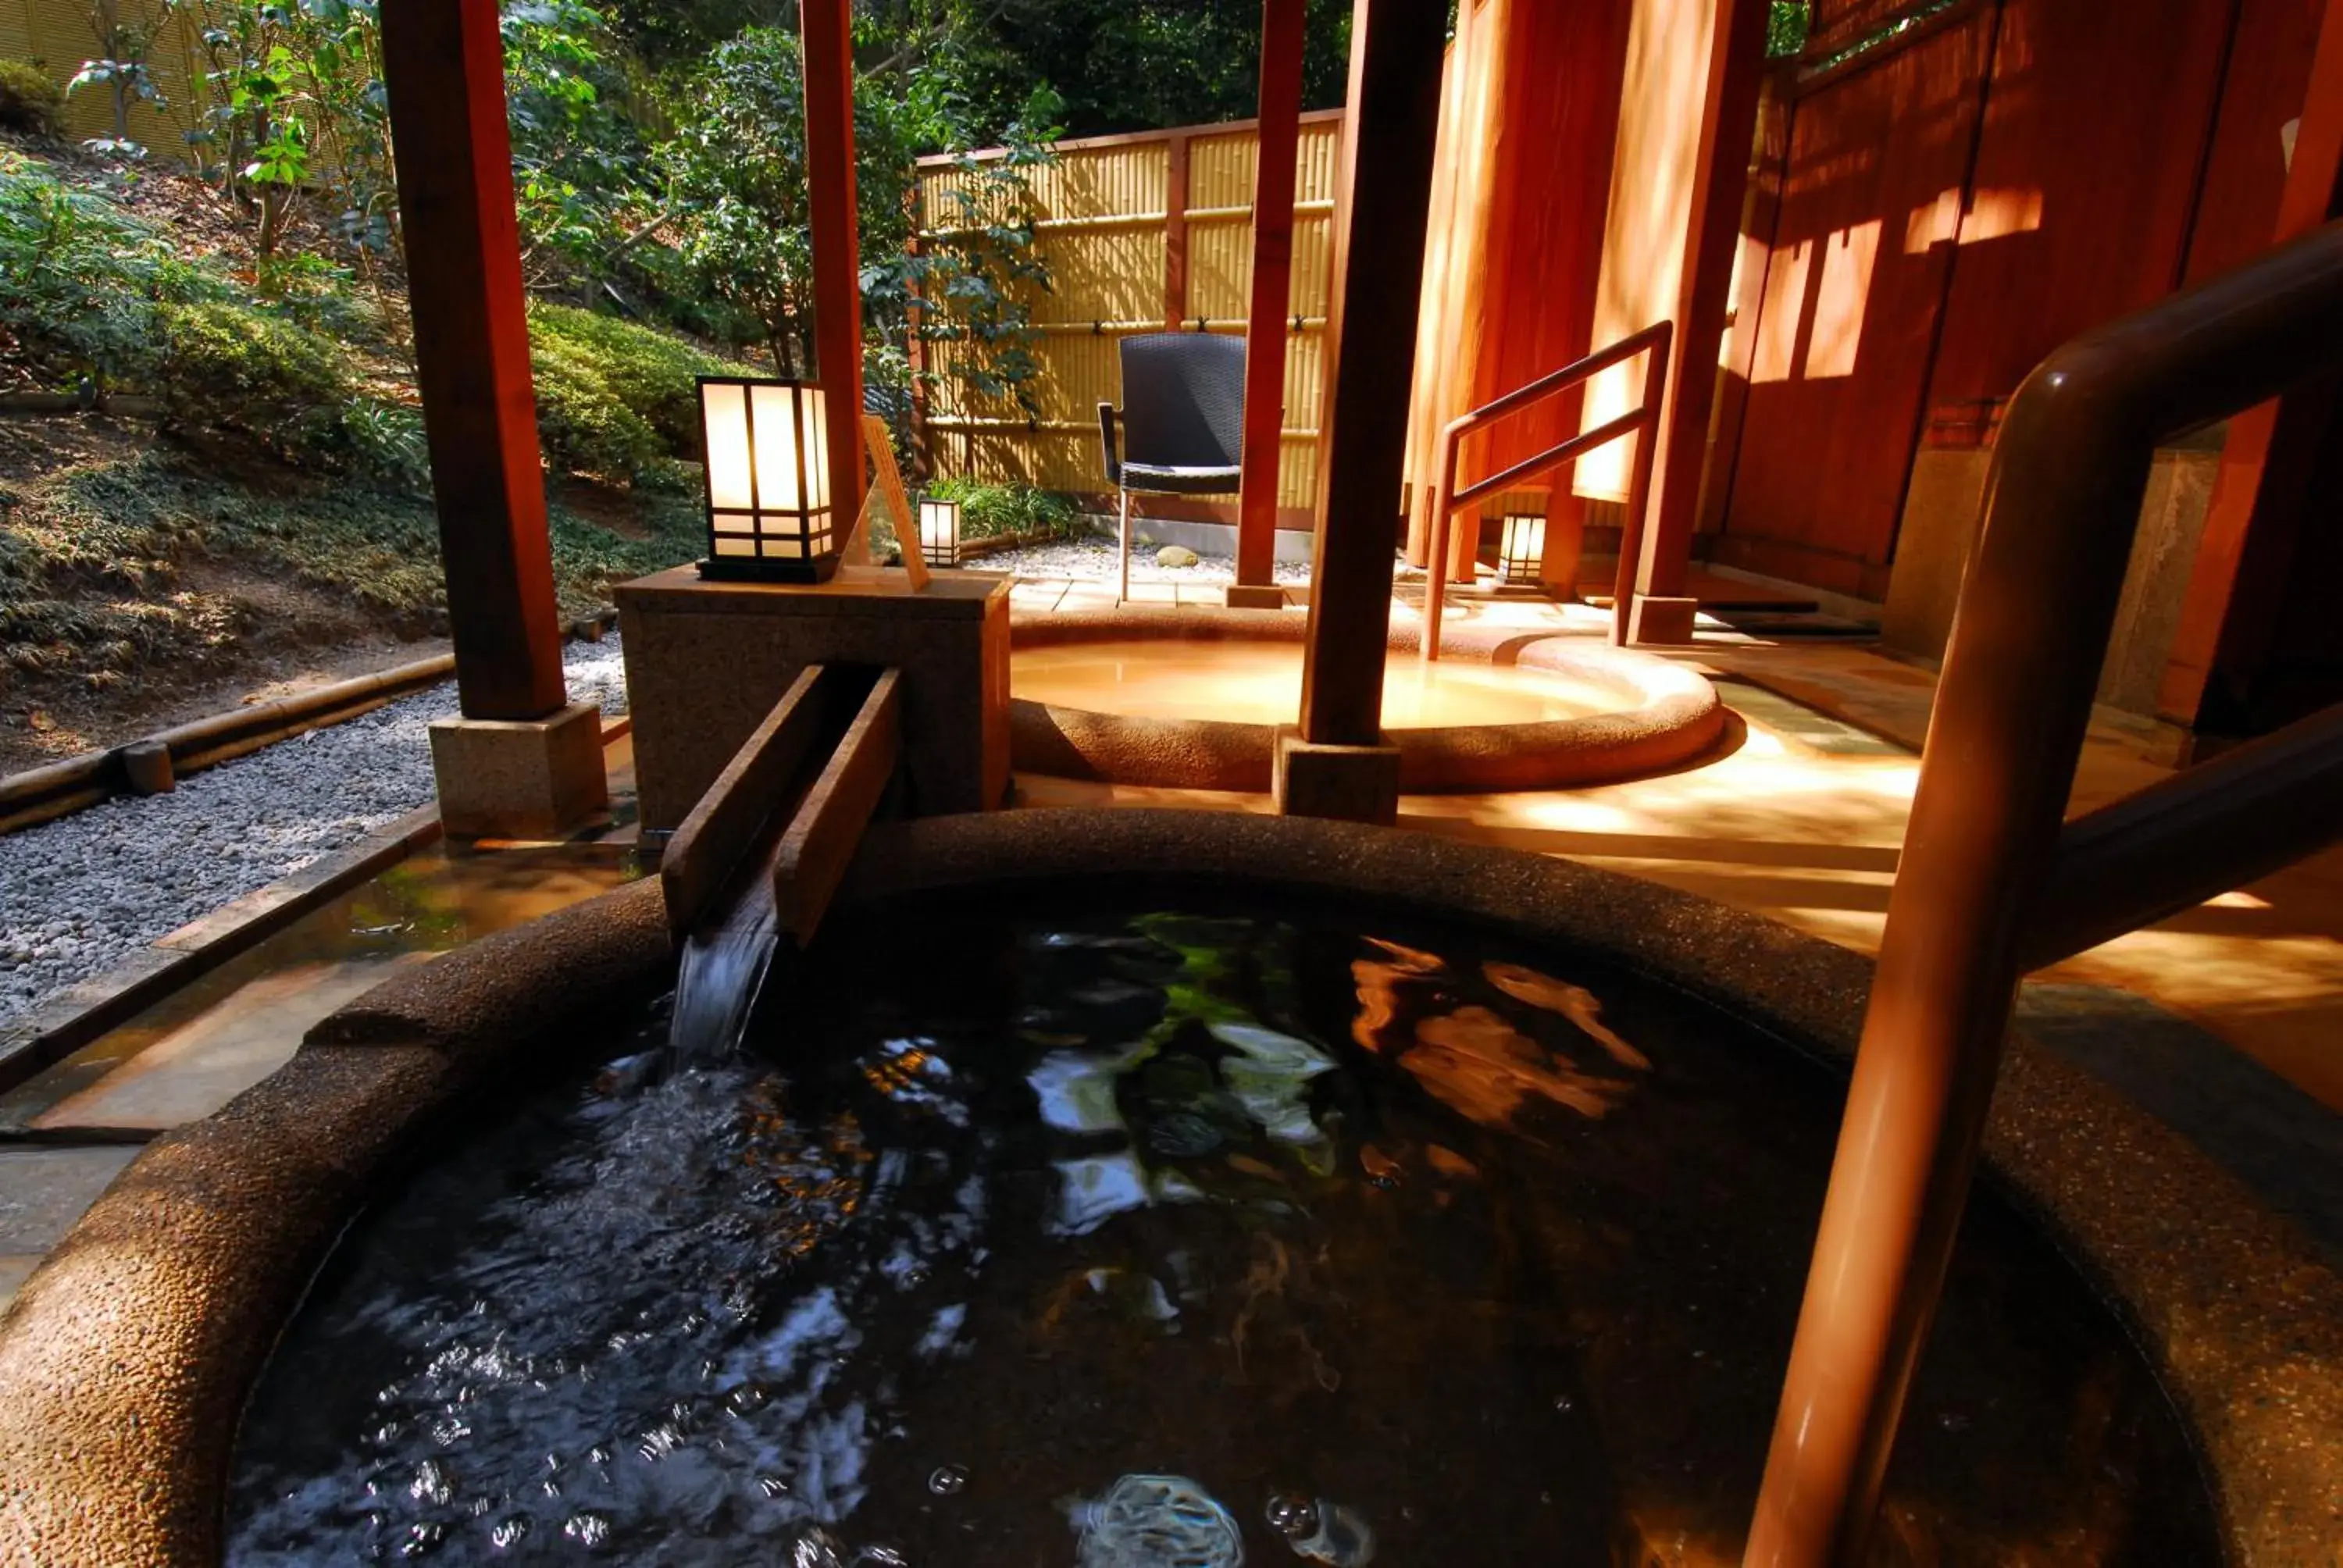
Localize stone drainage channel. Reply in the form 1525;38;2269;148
0;636;639;1310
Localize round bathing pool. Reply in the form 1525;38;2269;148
1013;638;1621;729
226;894;2216;1566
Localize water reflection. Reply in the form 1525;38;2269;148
226;907;2220;1566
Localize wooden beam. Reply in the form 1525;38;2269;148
1237;0;1310;588
2159;0;2343;730
1164;132;1193;330
379;0;567;722
801;0;867;551
1637;0;1774;617
1300;0;1450;747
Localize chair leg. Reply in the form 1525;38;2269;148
1118;487;1132;604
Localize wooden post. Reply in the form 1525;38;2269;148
1630;0;1772;644
2159;0;2343;733
1299;0;1450;747
801;0;866;547
1236;0;1310;590
379;0;567;722
1165;133;1193;330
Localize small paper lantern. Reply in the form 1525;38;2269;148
696;376;836;583
918;496;962;568
1498;512;1546;587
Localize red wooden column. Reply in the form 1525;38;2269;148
1294;0;1448;771
1233;0;1310;599
380;0;567;722
1628;0;1772;645
801;0;866;547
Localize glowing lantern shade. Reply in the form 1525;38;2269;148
696;376;836;583
1498;512;1546;588
917;496;962;568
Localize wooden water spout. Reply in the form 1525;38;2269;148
663;665;903;1057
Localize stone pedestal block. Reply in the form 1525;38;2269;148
429;701;608;839
1223;583;1289;611
616;564;1011;832
1625;594;1699;646
1272;728;1401;825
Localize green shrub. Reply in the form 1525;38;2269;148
0;152;225;388
0;60;63;138
529;305;733;446
153;299;355;448
923;477;1081;540
336;400;432;491
529;328;669;484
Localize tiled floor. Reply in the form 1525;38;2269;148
4;581;2338;1313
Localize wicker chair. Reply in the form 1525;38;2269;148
1097;333;1246;602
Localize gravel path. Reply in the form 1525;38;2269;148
0;639;629;1032
977;535;1314;585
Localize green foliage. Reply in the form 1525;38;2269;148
0;151;228;388
152;297;355;446
923;477;1080;541
526;301;755;482
501;0;656;281
0;59;66;137
900;0;1353;144
1767;1;1813;58
193;0;398;259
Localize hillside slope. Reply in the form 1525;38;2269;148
0;135;739;773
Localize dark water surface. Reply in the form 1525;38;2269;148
227;896;2218;1565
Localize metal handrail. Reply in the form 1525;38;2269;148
1744;218;2343;1566
1418;321;1674;658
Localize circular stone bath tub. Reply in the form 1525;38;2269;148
1010;608;1728;792
0;812;2337;1566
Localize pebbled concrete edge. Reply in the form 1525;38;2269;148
1006;605;1728;793
2;810;2337;1564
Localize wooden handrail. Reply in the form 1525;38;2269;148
1745;218;2343;1567
1418;321;1673;659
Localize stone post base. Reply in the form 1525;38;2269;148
1223;583;1289;611
1626;593;1700;645
429;701;608;839
1272;728;1401;825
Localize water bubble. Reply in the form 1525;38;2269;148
563;1512;612;1548
854;1550;909;1566
489;1515;532;1549
928;1463;969;1496
587;1446;612;1466
1273;1498;1376;1565
399;1521;445;1558
758;1474;793;1499
1552;1394;1574;1414
1267;1492;1320;1537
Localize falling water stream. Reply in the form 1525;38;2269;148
667;853;784;1064
226;895;2219;1566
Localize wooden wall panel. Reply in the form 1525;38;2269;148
1713;9;1995;593
1922;0;2235;420
2183;0;2323;285
1398;0;1632;570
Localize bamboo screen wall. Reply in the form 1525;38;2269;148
3;0;211;151
915;109;1346;521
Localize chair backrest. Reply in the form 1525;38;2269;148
1118;333;1246;469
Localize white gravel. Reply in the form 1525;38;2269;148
977;534;1314;586
0;639;629;1032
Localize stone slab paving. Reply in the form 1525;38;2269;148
0;1144;139;1313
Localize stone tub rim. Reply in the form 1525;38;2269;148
2;808;2336;1565
1007;604;1731;793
